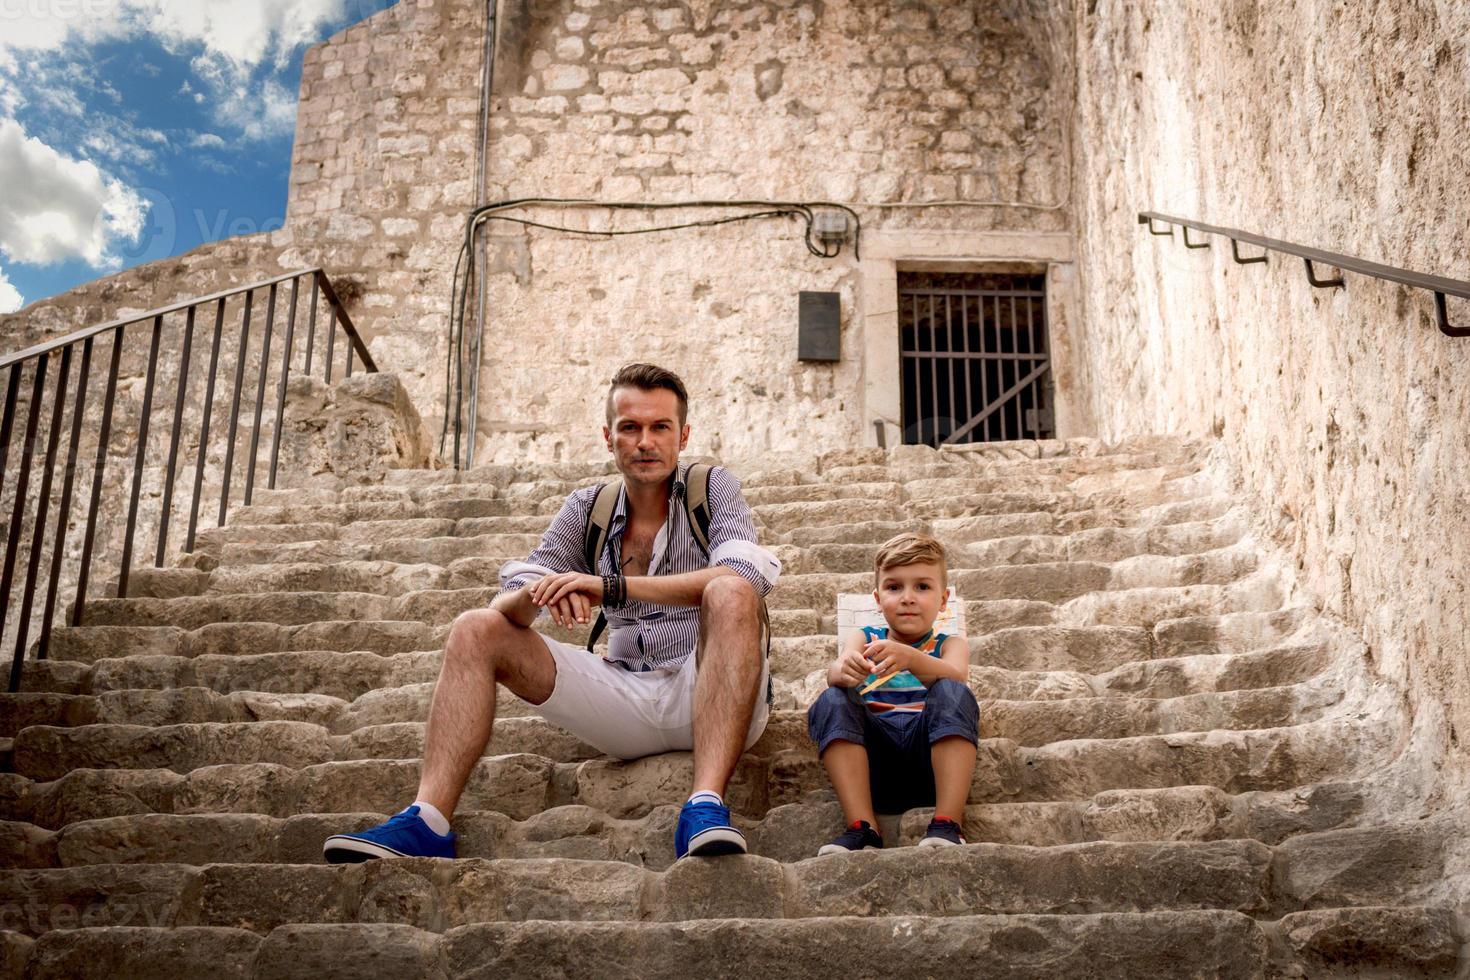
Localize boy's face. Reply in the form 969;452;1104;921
873;561;947;637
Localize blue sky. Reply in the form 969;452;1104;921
0;0;398;314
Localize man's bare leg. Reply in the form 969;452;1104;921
414;608;557;817
690;575;764;794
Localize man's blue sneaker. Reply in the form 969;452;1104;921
675;799;747;859
322;805;457;863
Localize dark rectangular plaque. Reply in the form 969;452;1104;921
797;290;840;361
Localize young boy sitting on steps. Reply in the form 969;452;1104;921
806;532;979;854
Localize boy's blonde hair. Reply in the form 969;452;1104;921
873;532;947;587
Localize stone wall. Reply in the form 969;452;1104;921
470;0;1075;462
1070;1;1470;794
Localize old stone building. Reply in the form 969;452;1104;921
1;0;1468;973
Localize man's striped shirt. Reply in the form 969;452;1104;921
499;461;781;671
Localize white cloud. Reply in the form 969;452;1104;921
189;131;225;149
0;0;361;141
0;267;22;314
0;1;354;66
0;117;147;268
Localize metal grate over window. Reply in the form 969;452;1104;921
898;270;1053;447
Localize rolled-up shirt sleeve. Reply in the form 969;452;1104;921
705;466;781;598
498;486;598;600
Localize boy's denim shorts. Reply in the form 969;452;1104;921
806;678;980;815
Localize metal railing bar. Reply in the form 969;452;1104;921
302;273;320;375
156;305;196;566
0;269;323;373
267;275;301;491
898;351;1050;362
73;328;123;627
243;283;277;506
39;335;92;661
1139;211;1470;299
2;356;48;688
187;298;226;554
927;293;938;447
898;288;1047;299
945;362;1051;445
0;364;19;491
13;345;71;686
315;272;375;372
323;283;338;385
1139;211;1470;336
220;290;254;525
118;314;164;599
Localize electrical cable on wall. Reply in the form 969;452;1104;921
438;198;863;464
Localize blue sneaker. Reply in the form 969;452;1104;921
322;806;457;863
674;799;747;859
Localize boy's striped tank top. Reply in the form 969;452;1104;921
858;625;947;713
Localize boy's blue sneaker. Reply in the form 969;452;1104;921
817;820;883;856
917;816;966;847
322;805;457;863
675;799;747;859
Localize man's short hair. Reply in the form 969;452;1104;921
873;532;948;587
606;363;689;426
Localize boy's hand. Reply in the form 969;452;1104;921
833;648;872;687
863;638;916;678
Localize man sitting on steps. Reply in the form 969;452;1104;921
323;362;782;862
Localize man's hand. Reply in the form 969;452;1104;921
831;647;873;688
863;638;918;680
528;572;602;628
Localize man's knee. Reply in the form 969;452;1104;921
445;608;516;671
700;574;759;618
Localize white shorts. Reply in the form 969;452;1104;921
531;633;771;761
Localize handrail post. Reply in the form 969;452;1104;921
3;355;49;690
118;314;164;598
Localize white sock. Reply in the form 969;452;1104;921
688;790;723;807
411;800;451;836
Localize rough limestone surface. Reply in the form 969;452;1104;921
275;374;439;489
1069;0;1470;825
0;0;1074;468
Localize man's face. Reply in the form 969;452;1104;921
873;562;948;638
603;386;690;487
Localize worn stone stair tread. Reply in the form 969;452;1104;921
2;717;1384;828
0;782;1370;870
0;838;1279;935
8;676;1357;776
5;910;1284;979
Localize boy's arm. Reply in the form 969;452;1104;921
904;634;971;686
827;630;872;688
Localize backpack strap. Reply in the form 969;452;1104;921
683;462;713;557
583;478;621;652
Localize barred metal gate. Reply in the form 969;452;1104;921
899;271;1053;447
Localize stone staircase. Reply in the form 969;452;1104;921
0;436;1462;977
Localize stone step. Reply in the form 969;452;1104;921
0;839;1278;938
19;609;1324;700
2;718;1384;828
225;496;512;529
190;505;1241;580
3;912;1296;978
11;906;1459;978
8;670;1347;776
73;562;1279;633
0;783;1367;870
40;620;433;664
2;632;1333;740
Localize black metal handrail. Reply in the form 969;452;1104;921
1137;211;1470;338
1;268;377;691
